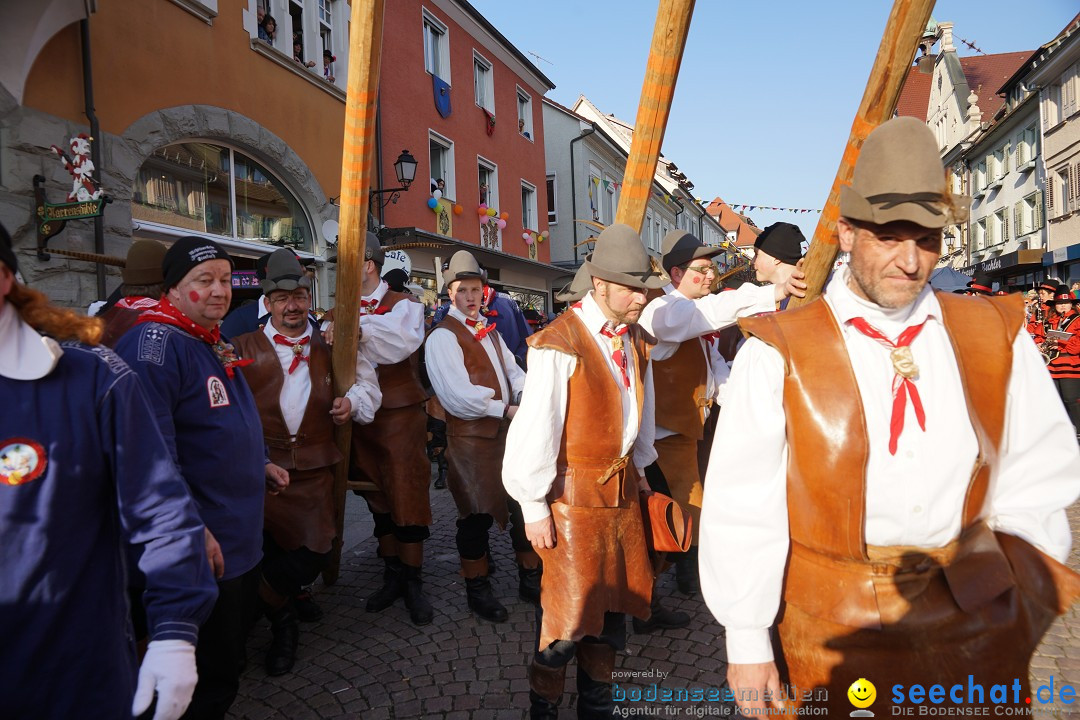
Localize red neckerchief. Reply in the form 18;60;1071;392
137;297;253;378
360;297;391;316
849;317;928;455
116;296;159;310
468;317;495;342
599;322;630;389
481;286;499;317
273;334;310;373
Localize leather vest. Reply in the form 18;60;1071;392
528;310;652;509
652;337;709;440
370;290;427;409
234;330;343;471
437;315;505;439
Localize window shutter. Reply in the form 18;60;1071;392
1004;144;1010;174
1048;175;1056;217
1014;202;1022;237
1036;190;1044;229
1002;212;1009;242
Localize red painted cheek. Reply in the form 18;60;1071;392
189;291;201;302
692;276;702;284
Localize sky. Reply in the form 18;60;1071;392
469;0;1076;240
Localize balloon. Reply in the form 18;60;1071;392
480;215;489;225
453;204;463;215
522;232;531;240
525;235;534;245
496;219;506;230
426;198;438;210
536;233;544;243
500;212;509;220
541;230;549;239
433;189;442;200
487;208;497;217
477;204;487;215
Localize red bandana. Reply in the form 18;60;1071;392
273;334;310;374
470;319;495;342
599;322;631;389
360;298;390;315
849;317;928;455
137;297;253;378
481;286;499;317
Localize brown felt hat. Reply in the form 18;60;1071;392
584;224;665;290
661;230;721;274
261;248;311;294
839;117;969;229
364;231;385;266
442;250;483;287
122;240;168;285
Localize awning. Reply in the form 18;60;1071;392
1043;243;1080;266
960;249;1043;276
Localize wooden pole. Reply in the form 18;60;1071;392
788;0;935;308
325;0;384;585
614;0;696;234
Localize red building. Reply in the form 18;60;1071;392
374;0;563;312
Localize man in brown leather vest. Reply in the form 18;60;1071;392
638;230;796;613
503;223;666;719
426;250;534;622
700;117;1080;716
325;233;434;626
234;250;382;676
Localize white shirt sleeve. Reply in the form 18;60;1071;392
642;284;776;361
425;328;503;419
699;337;790;665
503;346;575;523
987;330;1080;562
359;300;425;366
497;334;527;398
633;361;658;473
345;353;382;424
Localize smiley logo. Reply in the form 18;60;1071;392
848;678;877;709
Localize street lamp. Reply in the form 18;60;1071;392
370;149;418;210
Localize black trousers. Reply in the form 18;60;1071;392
261;533;330;599
181;565;259;720
456;499;530;559
532;605;626;669
370;510;431;545
1055;377;1080;435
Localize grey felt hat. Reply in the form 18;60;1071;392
583;223;665;290
260;249;312;294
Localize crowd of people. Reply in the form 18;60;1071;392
2;117;1080;720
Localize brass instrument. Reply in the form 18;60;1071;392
1041;337;1059;365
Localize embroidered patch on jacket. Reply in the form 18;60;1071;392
137;325;169;366
207;377;231;408
0;438;47;486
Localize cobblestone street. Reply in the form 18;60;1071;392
230;478;1080;719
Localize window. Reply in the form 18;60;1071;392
473;52;493;112
993;209;1008;245
645;210;655;251
546;173;557;224
974;218;987;250
602;174;615;225
1016;125;1038;167
973;160;987;194
428;132;455;200
588;165;602;222
478;158;499;250
1046;82;1063;127
422;9;449;81
516;87;533;139
1049;166;1071;219
133;142;314;251
521;181;537;231
1016;192;1043;236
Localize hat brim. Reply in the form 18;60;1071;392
840;186;969;228
663;246;722;272
443;271;483;288
261;277;312;294
584;260;667;291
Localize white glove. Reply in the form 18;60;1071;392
132;639;198;720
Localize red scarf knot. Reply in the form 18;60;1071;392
849;317;928;455
273;333;310;374
470;319;495;342
136;297;253;378
599;322;631;389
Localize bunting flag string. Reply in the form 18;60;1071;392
590;176;822;214
721;203;823;214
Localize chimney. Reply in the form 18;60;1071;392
939;22;955;53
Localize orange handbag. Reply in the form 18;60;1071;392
640;491;692;553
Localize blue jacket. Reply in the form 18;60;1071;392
116;324;266;581
486;292;532;366
0;342;217;719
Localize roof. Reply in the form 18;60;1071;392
896;64;934;121
958;51;1032;117
456;0;555;91
704;198;763;247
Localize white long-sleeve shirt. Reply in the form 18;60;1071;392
426;307;525;419
261;319;382;428
699;267;1080;666
638;283;774;439
503;291;657;524
322;280;425;367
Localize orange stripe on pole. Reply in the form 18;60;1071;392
614;0;696;235
789;0;935;308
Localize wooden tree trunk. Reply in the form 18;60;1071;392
614;0;696;234
325;0;384;585
789;0;936;308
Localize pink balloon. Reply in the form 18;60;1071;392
496;219;507;230
522;232;530;240
525;235;534;245
480;215;489;225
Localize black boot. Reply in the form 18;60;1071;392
675;546;700;597
434;456;447;489
462;557;508;622
400;564;434;626
528;660;565;719
265;604;299;676
518;565;541;605
365;557;403;613
576;666;614;719
294;586;323;622
632;592;690;634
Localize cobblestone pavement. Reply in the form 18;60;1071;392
230;479;1080;719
